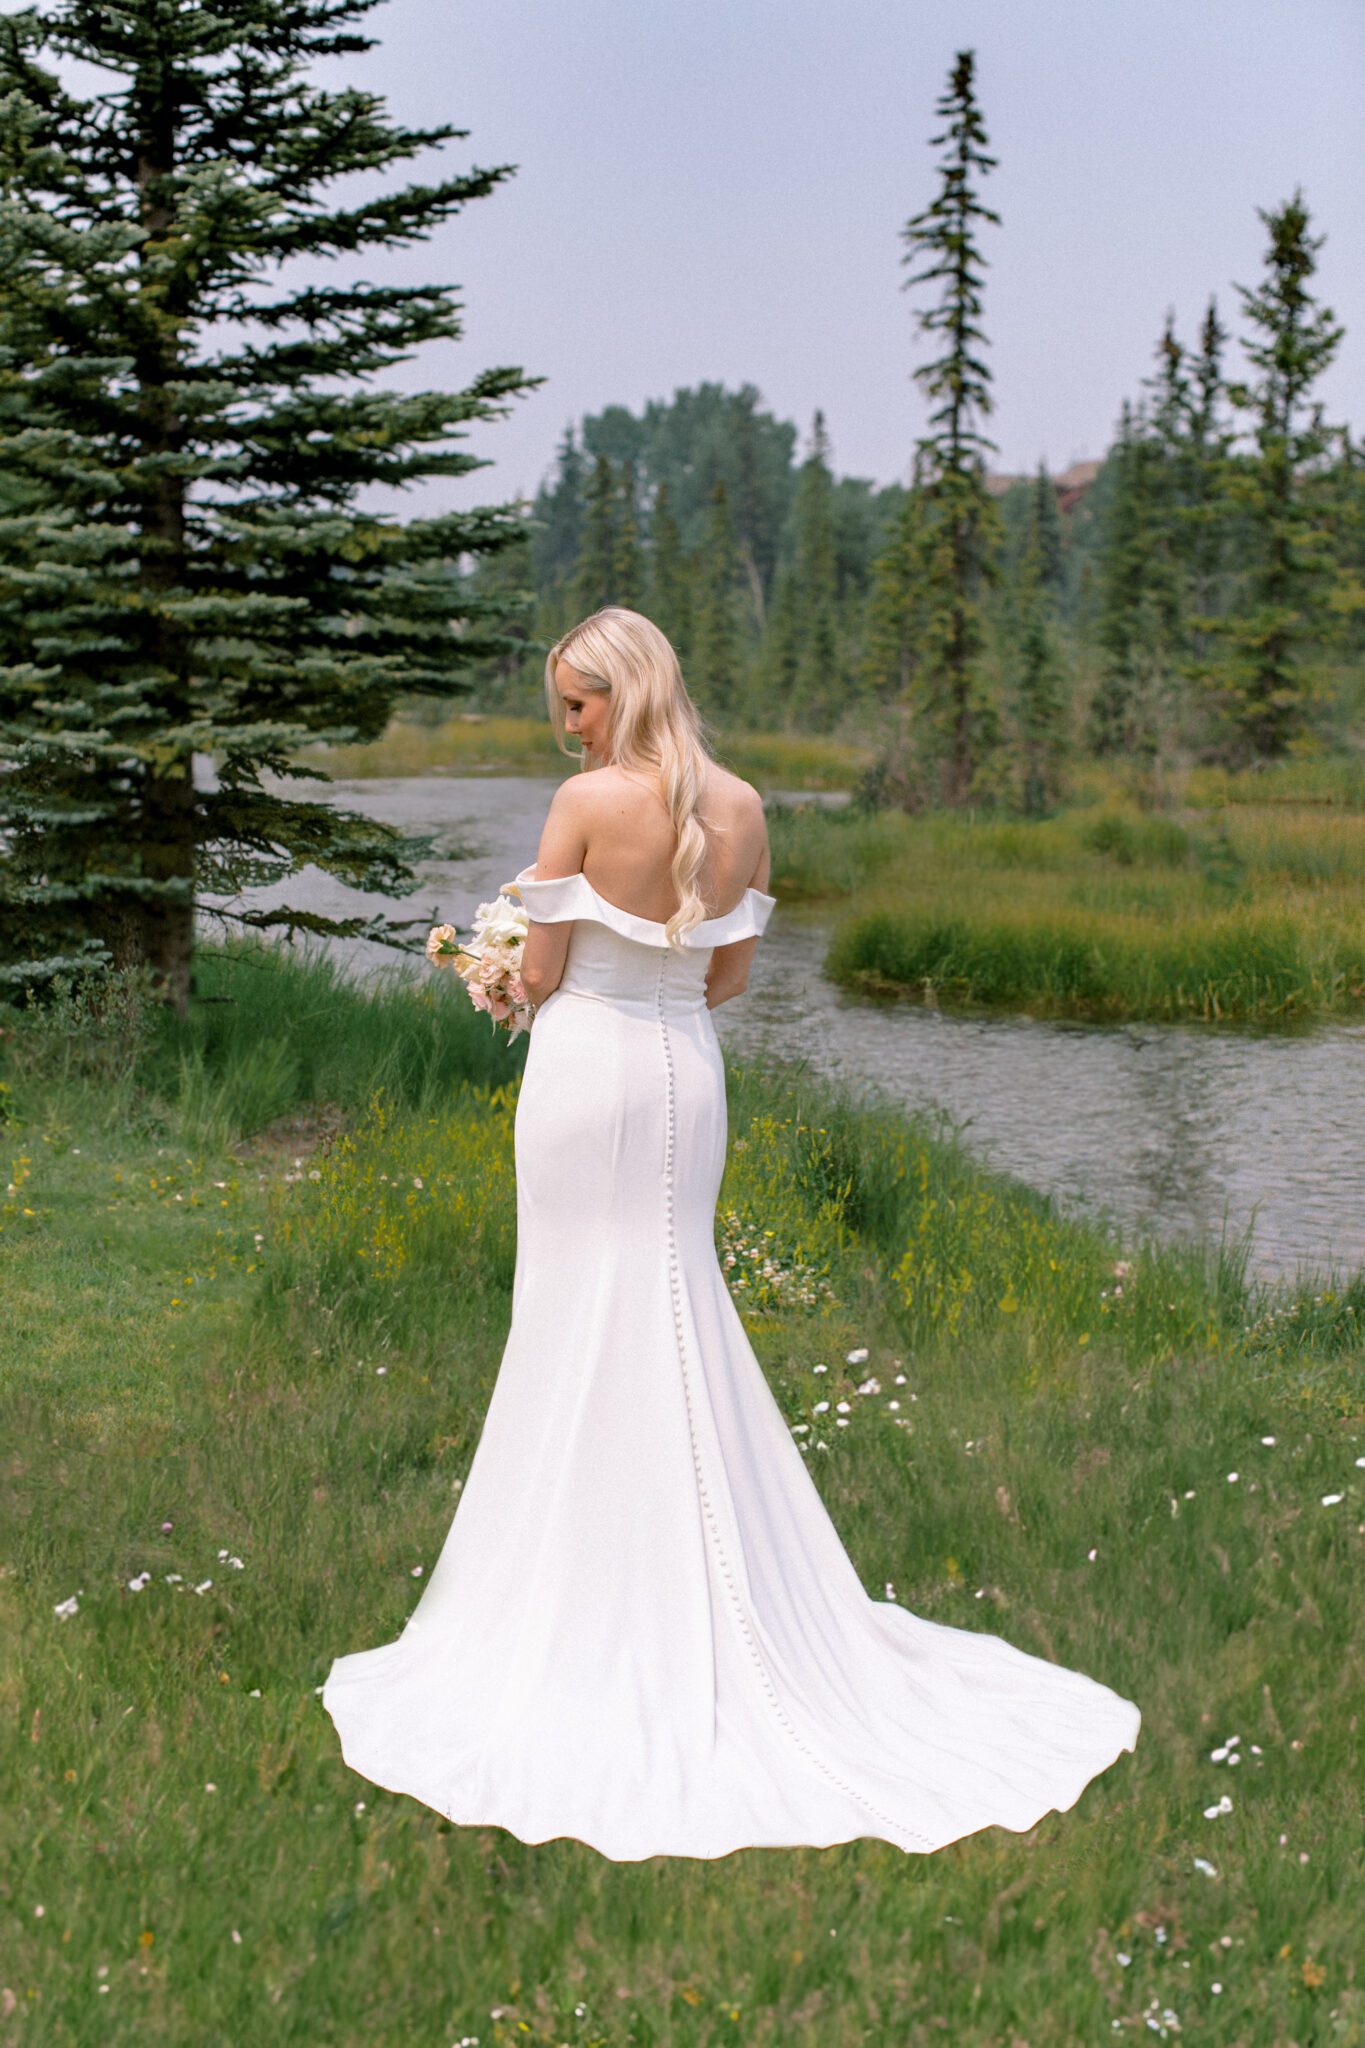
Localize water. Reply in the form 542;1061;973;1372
201;767;1365;1287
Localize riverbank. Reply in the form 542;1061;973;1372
3;942;1361;2042
767;759;1365;1025
294;711;871;792
288;727;1365;1027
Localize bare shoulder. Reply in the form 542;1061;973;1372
546;769;595;810
702;760;765;820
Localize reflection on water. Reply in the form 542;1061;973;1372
201;768;1365;1287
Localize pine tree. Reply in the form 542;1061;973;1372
730;388;768;631
532;425;587;593
1087;406;1145;756
895;48;1005;805
862;461;928;704
1212;191;1347;758
1030;463;1065;594
1008;538;1067;816
613;459;645;610
460;517;542;709
755;560;800;731
789;412;840;731
1183;297;1236;677
690;480;744;722
571;454;618;619
1086;401;1185;791
1318;426;1365;681
648;482;692;660
0;0;539;1010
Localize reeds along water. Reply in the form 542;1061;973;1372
766;773;1365;1024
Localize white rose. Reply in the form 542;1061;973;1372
474;893;529;947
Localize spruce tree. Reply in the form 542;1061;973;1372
730;387;768;630
1087;406;1146;757
789;412;840;731
1030;463;1065;594
647;482;692;661
1086;400;1185;793
532;425;587;594
1182;297;1235;682
690;480;744;723
613;459;646;610
1212;191;1346;758
862;462;927;705
0;0;539;1010
571;454;618;619
1008;537;1067;815
755;560;799;731
895;48;1004;805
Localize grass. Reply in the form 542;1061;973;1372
766;760;1365;1024
290;714;872;792
2;944;1363;2043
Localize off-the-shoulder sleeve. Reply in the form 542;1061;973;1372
704;887;777;946
509;863;590;925
508;862;777;948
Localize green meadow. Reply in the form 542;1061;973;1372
768;758;1365;1026
2;943;1362;2044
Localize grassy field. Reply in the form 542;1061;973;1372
292;712;872;793
3;944;1363;2045
767;759;1365;1026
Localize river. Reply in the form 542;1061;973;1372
203;768;1365;1288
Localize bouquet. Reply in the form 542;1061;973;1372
427;885;533;1041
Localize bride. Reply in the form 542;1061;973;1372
322;605;1141;1861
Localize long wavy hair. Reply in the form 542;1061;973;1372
544;607;719;949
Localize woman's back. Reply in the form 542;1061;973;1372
574;760;769;924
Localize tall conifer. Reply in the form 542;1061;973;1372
0;0;538;1009
613;460;645;610
648;482;692;660
1086;399;1184;789
895;48;1004;804
1211;192;1346;758
789;412;840;731
532;425;587;593
1030;464;1065;594
1182;298;1235;683
1008;536;1067;815
571;455;618;619
690;480;743;721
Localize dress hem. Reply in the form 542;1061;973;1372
321;1690;1141;1865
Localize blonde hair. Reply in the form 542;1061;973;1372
544;607;718;949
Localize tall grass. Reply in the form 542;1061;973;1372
775;789;1365;1023
289;716;871;791
3;945;1362;2044
2;938;523;1150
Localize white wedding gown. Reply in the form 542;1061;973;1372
322;862;1141;1860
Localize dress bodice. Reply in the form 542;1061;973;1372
511;862;777;1014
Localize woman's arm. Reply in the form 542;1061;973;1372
518;780;590;1005
705;798;771;1009
704;932;760;1009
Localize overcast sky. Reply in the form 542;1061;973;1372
341;0;1365;507
10;0;1364;507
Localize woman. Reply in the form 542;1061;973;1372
322;606;1141;1860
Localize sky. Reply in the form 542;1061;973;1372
332;0;1365;506
7;0;1363;509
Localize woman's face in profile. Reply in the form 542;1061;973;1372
555;659;611;760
